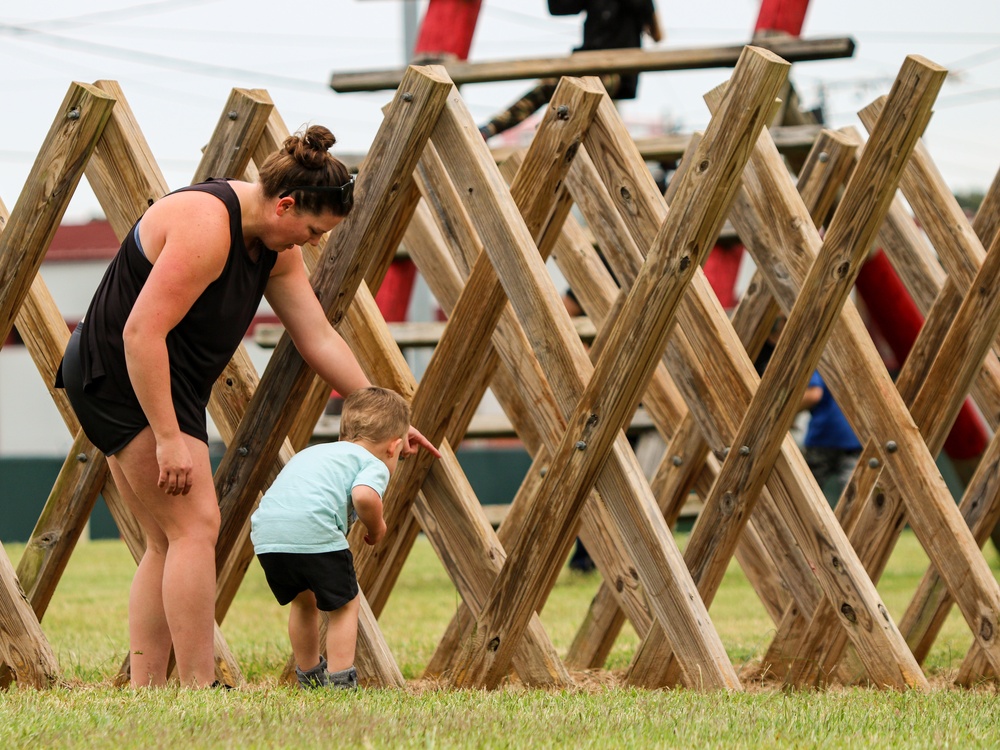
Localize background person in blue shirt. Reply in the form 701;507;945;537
251;386;409;689
801;370;862;504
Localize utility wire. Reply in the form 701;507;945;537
0;22;329;92
12;0;216;30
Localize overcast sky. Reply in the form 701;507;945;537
3;1;1000;223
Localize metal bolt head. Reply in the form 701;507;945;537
76;452;88;463
556;105;570;120
868;457;880;469
818;151;829;163
227;110;238;120
671;455;683;467
540;467;548;477
885;440;898;453
238;446;249;457
738;445;750;456
575;441;587;451
401;92;414;102
67;107;81;120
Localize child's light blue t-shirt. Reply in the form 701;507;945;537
250;441;389;555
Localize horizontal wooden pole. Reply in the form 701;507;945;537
252;316;597;349
335;124;821;172
313;406;655;442
331;36;855;93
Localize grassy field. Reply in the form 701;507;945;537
2;528;1000;748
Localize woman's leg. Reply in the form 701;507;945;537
107;456;172;686
111;428;220;687
325;594;360;673
288;589;321;671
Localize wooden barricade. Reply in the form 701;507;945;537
1;44;999;693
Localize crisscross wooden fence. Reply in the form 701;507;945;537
2;45;999;692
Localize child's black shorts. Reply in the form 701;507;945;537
257;549;359;612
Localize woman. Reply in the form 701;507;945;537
57;125;438;688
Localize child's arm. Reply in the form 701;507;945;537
352;485;386;545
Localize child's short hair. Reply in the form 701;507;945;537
339;387;410;444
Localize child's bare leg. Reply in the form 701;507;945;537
325;594;360;672
288;590;321;671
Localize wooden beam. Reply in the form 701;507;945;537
448;45;789;691
331;36;854;92
0;81;118;688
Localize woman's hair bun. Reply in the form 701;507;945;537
283;125;336;169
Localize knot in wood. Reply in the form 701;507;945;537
616;577;625;593
879;603;890;622
564;142;579;163
721;492;736;515
697;159;710;173
830;556;840;569
980;618;994;641
836;261;851;278
840;602;857;623
225;378;234;387
679;256;691;272
487;636;501;652
619;186;631;202
874;492;885;509
586;413;599;429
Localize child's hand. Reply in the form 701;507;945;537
364;518;387;546
404;425;442;459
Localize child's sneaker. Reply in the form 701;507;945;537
296;656;330;689
327;665;358;690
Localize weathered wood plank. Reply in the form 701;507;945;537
415;130;665;677
562;127;854;665
0;82;116;688
331;36;853;92
448;46;789;690
0;82;114;345
0;81;115;687
711;57;1000;690
894;186;1000;671
349;77;608;686
653;58;944;690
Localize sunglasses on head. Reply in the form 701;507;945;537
279;175;355;207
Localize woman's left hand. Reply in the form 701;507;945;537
404;425;441;459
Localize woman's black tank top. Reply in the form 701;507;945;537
59;179;278;440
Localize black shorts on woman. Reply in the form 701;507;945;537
56;179;278;455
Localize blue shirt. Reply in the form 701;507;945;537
804;371;862;451
250;441;389;554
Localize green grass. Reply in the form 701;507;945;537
1;529;999;748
